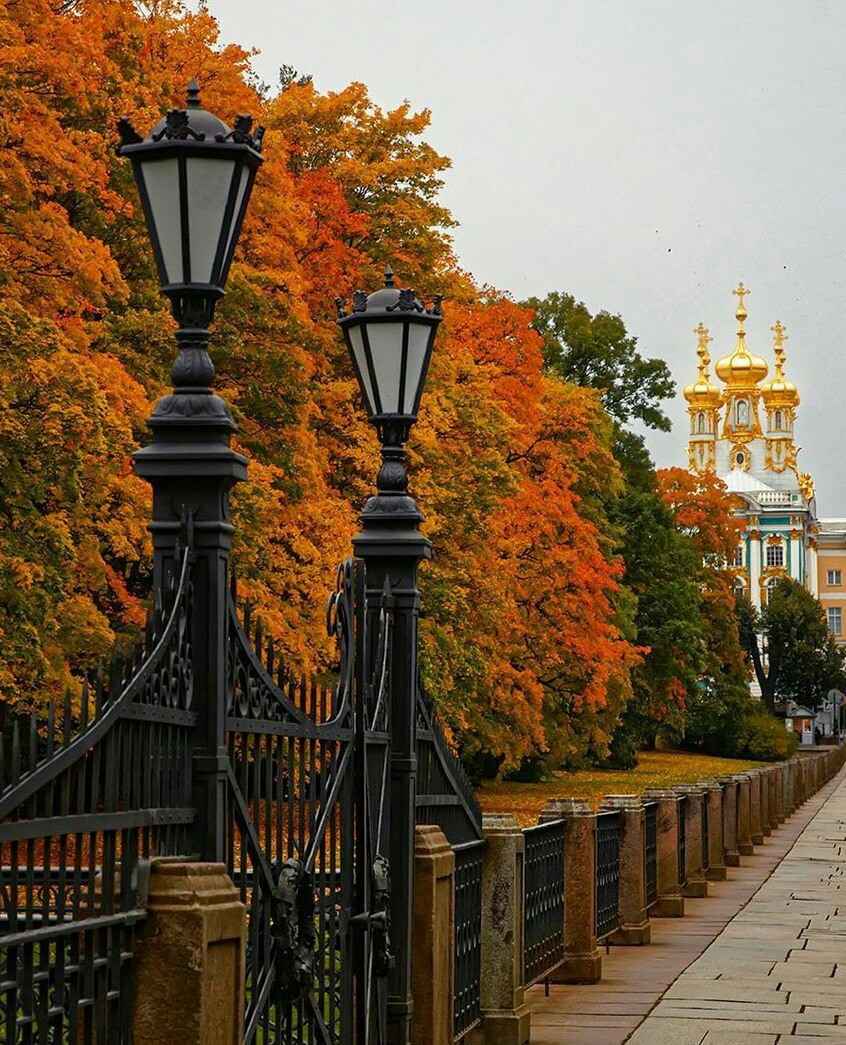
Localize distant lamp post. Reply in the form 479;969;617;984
117;83;264;862
336;267;442;1045
117;78;264;329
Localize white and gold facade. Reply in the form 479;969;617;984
684;283;821;613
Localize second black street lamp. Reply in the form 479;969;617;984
337;268;443;1045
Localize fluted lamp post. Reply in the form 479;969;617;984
337;268;442;1045
117;82;264;861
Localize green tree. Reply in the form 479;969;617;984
739;579;846;713
523;291;676;431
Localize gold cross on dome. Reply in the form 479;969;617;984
694;322;713;349
771;319;788;348
732;282;750;311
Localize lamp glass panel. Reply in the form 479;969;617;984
186;156;238;283
401;322;431;414
141;157;183;284
364;321;403;414
347;326;377;415
223;166;249;273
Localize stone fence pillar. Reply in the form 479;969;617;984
132;861;245;1045
746;771;764;846
601;796;650;946
471;814;530;1045
765;767;778;832
784;760;794;816
703;782;726;881
641;790;684;918
758;768;771;837
413;826;455;1045
541;799;601;983
675;786;707;898
717;777;740;866
774;765;785;823
735;774;753;856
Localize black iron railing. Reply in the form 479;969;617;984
454;840;484;1037
595;810;621;940
416;685;484;1040
644;802;658;908
701;793;710;871
522;820;565;987
677;795;687;886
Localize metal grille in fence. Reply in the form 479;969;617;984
644;802;658;908
522;820;565;987
595;810;621;940
677;795;687;886
454;840;484;1037
701;793;710;871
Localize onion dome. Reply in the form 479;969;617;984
714;283;769;387
761;321;800;408
683;323;721;407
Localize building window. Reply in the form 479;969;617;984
734;546;744;567
735;451;745;467
736;400;748;425
828;569;842;587
774;409;783;430
766;543;784;568
828;607;842;636
697;411;705;434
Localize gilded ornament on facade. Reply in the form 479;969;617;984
798;472;816;502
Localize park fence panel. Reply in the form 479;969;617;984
644;802;658;909
595;810;621;941
522;819;565;987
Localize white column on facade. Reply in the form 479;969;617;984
808;540;819;596
749;532;762;609
789;533;802;586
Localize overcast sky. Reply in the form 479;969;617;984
206;0;846;515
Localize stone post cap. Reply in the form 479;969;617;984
481;812;521;835
641;788;680;801
600;794;643;810
539;797;593;820
697;780;723;791
414;824;453;856
673;783;707;795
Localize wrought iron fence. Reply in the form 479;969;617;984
416;687;484;1040
0;543;195;1045
453;840;484;1037
595;811;621;941
644;802;658;908
677;795;687;887
701;793;710;872
522;819;565;987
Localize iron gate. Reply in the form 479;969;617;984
0;545;397;1045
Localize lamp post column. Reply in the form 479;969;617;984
354;428;431;1045
134;329;246;863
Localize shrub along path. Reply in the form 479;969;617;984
526;761;846;1045
478;750;770;825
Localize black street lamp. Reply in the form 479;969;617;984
337;268;442;1045
117;83;264;861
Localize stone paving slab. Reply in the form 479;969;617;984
624;766;846;1044
527;764;845;1044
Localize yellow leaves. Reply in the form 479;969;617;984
478;749;772;826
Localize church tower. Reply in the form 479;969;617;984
713;282;769;475
684;282;818;610
684;322;721;474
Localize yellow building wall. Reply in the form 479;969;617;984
817;544;846;644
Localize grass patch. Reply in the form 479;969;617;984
476;749;770;826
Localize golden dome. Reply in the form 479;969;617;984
761;320;799;407
683;322;722;407
714;283;769;387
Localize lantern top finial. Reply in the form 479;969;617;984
186;78;201;109
384;263;395;288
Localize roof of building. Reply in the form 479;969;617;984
719;468;777;494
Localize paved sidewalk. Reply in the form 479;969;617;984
527;765;846;1045
626;766;846;1043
